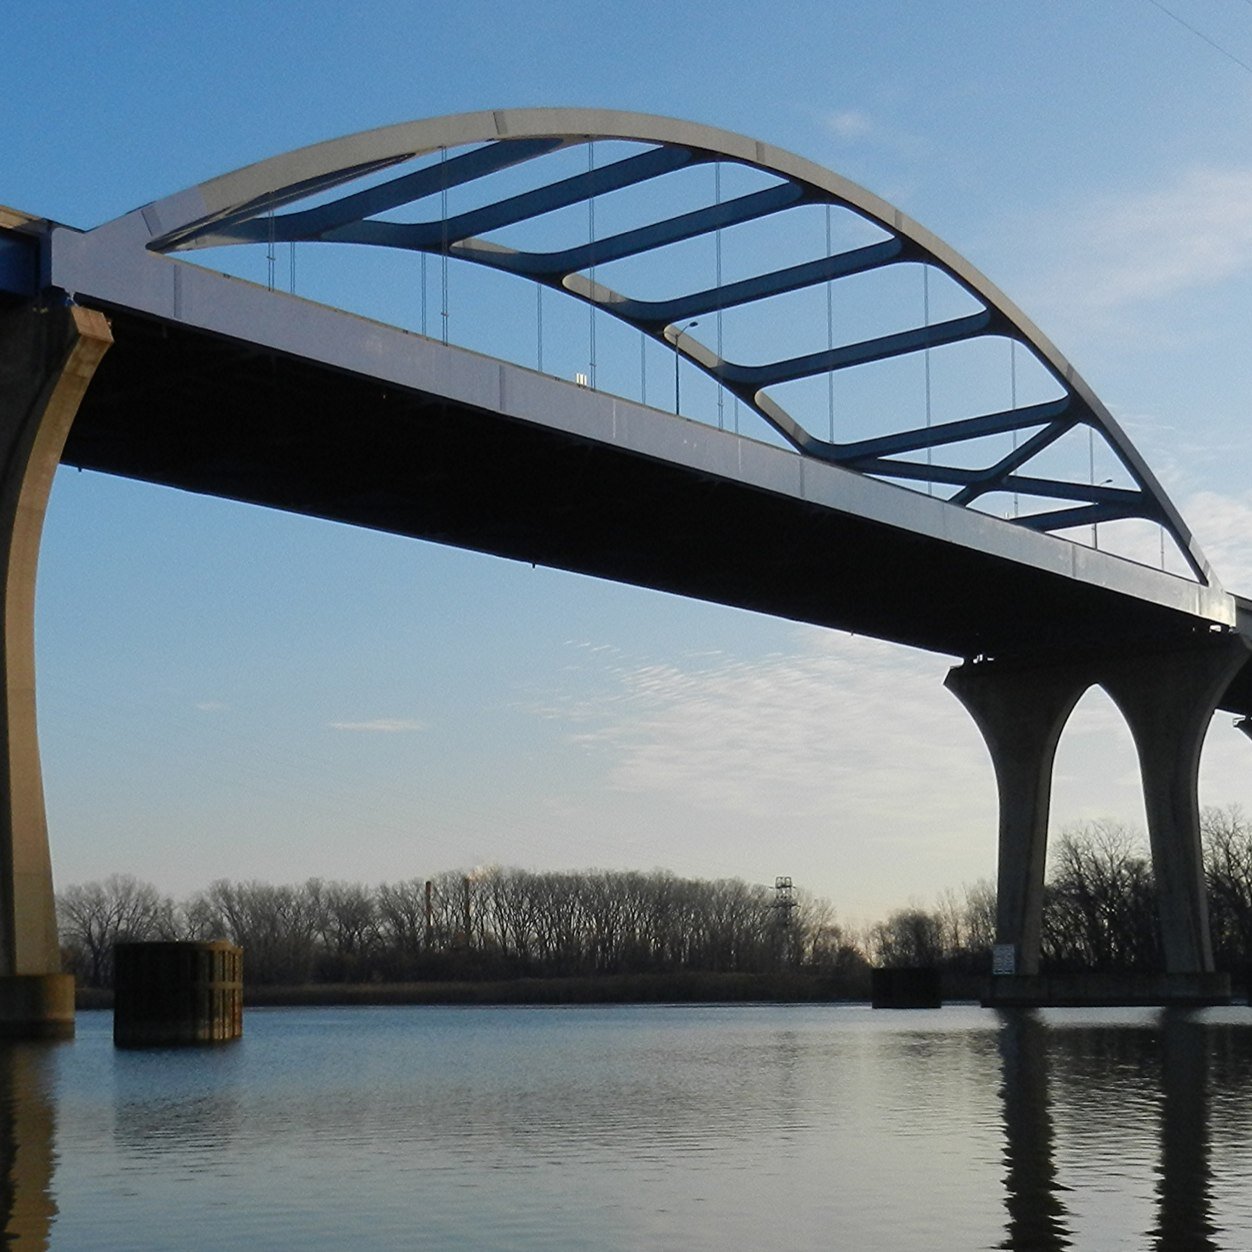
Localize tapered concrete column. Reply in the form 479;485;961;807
0;298;112;1037
1101;637;1250;975
945;660;1088;976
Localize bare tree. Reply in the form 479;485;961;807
375;878;430;977
56;875;176;987
315;880;379;980
869;906;945;968
1042;821;1159;971
1203;804;1252;970
189;879;320;984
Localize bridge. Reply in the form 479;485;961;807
1;109;1247;1032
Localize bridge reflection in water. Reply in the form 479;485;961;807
996;1009;1252;1250
2;1011;1252;1249
0;1042;58;1248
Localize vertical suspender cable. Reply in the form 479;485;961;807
537;286;544;373
587;140;597;390
421;253;428;337
266;205;276;291
289;241;296;295
440;146;449;346
923;266;933;495
1010;340;1019;519
715;162;724;432
826;205;835;443
1089;426;1097;548
640;332;647;406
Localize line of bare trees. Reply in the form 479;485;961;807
57;868;863;988
865;807;1252;978
58;807;1252;990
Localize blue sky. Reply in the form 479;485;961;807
6;0;1252;925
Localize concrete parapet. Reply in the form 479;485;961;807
982;972;1231;1008
0;974;75;1039
114;941;243;1047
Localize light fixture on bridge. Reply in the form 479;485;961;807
674;319;699;416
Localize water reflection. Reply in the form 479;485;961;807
995;1010;1252;1251
0;1043;59;1250
997;1011;1070;1250
111;1050;242;1162
5;1006;1252;1250
1153;1011;1215;1251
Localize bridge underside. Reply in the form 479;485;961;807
65;307;1252;713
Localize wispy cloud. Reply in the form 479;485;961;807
327;718;426;733
1183;489;1252;592
539;630;987;836
824;109;876;141
1029;165;1252;318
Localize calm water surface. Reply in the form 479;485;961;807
4;1003;1252;1249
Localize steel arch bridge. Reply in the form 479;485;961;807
1;108;1249;1030
132;107;1213;584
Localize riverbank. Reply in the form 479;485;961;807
75;970;870;1010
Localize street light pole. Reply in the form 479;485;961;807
673;319;699;415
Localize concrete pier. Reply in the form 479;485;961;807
114;941;243;1048
945;661;1087;978
871;966;941;1008
983;972;1230;1008
0;299;112;1039
949;639;1249;1002
0;974;74;1040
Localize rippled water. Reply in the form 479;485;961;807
4;1003;1252;1249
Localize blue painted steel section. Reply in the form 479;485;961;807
0;232;36;299
185;138;571;247
328;146;699;251
460;183;810;283
43;108;1220;589
719;311;997;390
835;399;1072;463
606;238;908;329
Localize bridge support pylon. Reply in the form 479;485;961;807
0;298;112;1038
1100;637;1250;975
947;636;1249;998
945;659;1087;978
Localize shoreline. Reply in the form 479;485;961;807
75;970;867;1010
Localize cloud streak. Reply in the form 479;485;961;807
824;109;876;141
541;629;990;839
1183;489;1252;592
327;718;426;733
1030;165;1252;317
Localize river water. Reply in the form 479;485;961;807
4;1003;1252;1249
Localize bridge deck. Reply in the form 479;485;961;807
62;305;1248;711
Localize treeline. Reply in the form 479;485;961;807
865;807;1252;977
58;807;1252;992
57;867;865;988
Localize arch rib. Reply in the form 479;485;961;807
113;107;1214;588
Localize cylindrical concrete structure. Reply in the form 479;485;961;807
113;941;242;1048
871;966;941;1009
